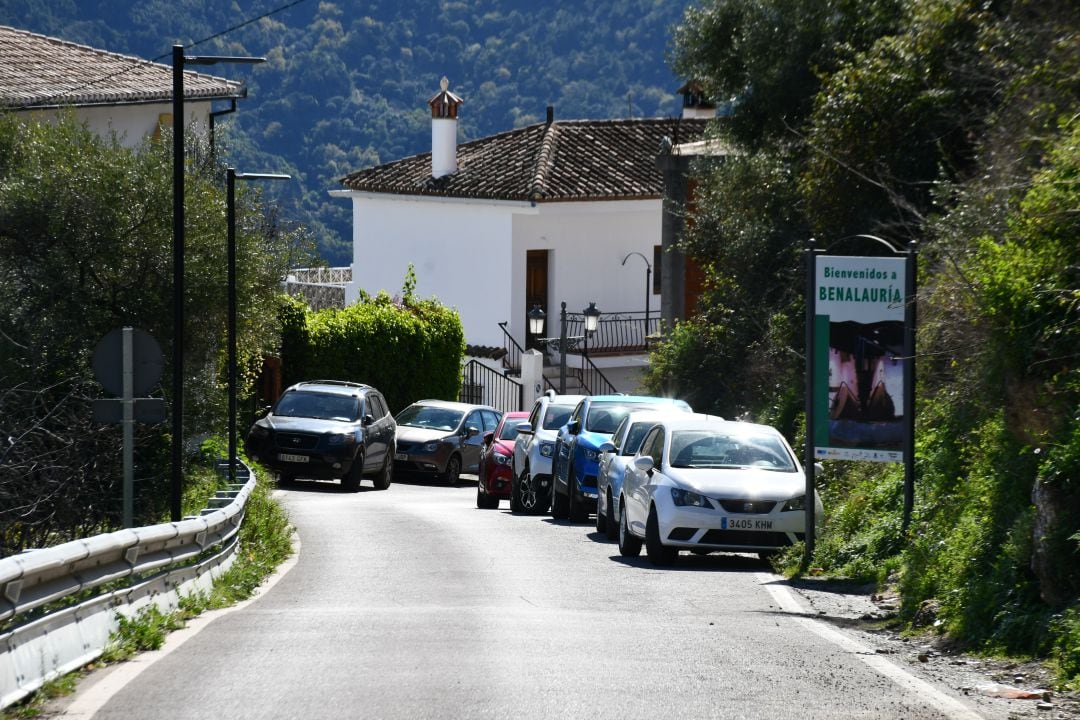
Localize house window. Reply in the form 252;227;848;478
653;245;662;294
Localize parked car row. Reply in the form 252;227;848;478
245;381;502;492
246;381;821;567
498;391;823;566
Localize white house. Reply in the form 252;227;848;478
332;79;710;392
0;25;246;147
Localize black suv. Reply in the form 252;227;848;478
245;380;396;491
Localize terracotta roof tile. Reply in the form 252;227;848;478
0;25;245;110
340;117;709;202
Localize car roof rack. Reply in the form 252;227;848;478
301;379;370;389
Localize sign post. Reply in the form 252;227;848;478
805;238;916;564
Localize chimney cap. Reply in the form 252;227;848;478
428;76;464;119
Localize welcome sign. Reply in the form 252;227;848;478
812;256;907;462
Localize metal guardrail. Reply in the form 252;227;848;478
460;360;524;413
0;460;259;709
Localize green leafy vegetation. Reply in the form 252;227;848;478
659;0;1080;685
0;112;311;555
280;268;466;412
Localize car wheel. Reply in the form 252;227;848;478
476;479;499;509
595;494;606;533
277;472;295;486
618;498;642;557
551;483;569;519
509;472;524;513
341;454;363;492
372;453;392;490
442;455;461;486
604;489;618;541
645;504;677;566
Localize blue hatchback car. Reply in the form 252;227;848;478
551;395;692;521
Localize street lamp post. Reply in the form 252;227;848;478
621;251;652;347
528;301;600;394
171;45;265;522
226;168;290;486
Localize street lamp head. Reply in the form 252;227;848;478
583;301;601;333
528;305;546;335
621;250;651;269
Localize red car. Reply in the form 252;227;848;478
477;411;529;509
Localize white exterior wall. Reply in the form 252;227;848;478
342;194;662;353
509;199;661;349
21;101;213;147
344;193;529;346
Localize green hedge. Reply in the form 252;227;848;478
278;284;465;414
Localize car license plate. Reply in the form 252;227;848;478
395;453;408;461
722;517;772;531
278;453;308;463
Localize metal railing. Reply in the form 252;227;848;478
497;321;525;374
460;360;524;413
0;461;259;709
563;310;660;354
284;266;351;311
580;355;619;395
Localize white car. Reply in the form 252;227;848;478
618;417;823;565
595;409;698;540
510;392;584;514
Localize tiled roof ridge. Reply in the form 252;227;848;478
0;24;243;110
529;120;560;202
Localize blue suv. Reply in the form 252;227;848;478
551;395;692;521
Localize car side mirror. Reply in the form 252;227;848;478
569;419;581;435
483;431;494;445
362;414;375;426
466;426;480;438
633;456;654;473
598;441;615;454
814;462;824;477
515;422;533;435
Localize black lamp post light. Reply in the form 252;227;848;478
528;301;601;394
171;45;265;521
621;251;652;346
227;168;291;485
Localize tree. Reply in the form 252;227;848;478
0;113;312;554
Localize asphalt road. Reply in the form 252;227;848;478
59;476;992;720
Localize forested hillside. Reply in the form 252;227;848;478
0;0;692;264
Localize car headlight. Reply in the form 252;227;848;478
422;441;440;453
494;453;512;466
539;441;554;457
670;487;713;508
327;433;356;447
583;448;600;462
781;495;806;512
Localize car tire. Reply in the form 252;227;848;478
442;455;461;486
341;454;363;492
277;472;295;486
476;480;499;509
595;495;606;533
604;489;618;541
372;453;392;490
645;505;677;566
551;484;569;519
509;472;524;513
618;498;642;557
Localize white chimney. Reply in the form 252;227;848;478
428;77;463;178
677;81;717;119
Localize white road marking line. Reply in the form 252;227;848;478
758;573;985;720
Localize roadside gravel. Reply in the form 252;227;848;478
786;578;1079;720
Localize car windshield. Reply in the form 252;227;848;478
586;403;674;434
396;405;464;431
498;420;522;441
274;392;358;422
668;429;796;472
542;404;575;430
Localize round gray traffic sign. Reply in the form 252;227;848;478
92;327;164;396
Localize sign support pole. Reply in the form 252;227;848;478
804;238;817;565
902;241;918;531
122;327;135;529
